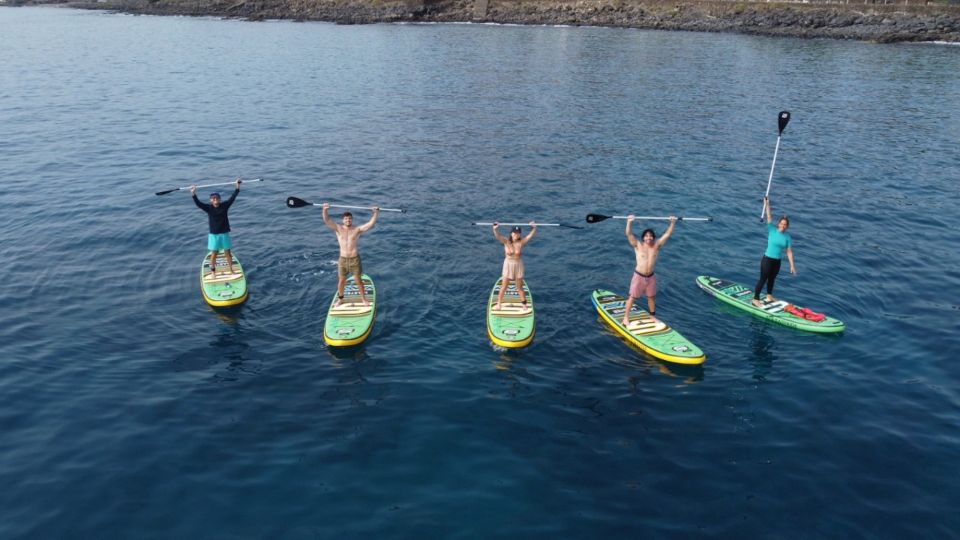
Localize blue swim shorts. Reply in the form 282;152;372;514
207;233;232;251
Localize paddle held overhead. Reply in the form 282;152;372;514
156;178;262;196
286;196;404;213
585;213;712;224
760;110;791;220
473;222;583;230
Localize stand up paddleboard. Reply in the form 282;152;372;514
487;279;535;348
200;251;247;307
696;275;845;333
324;274;377;347
592;289;705;365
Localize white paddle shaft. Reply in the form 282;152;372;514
761;135;782;219
188;178;262;190
475;222;560;226
613;216;711;221
316;203;403;213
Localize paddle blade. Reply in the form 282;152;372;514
585;214;611;224
155;188;179;196
286;196;310;208
778;111;791;134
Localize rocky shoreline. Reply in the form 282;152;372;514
14;0;960;42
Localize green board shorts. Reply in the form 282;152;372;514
207;233;232;251
338;255;362;277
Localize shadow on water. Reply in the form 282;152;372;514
597;318;705;383
207;303;246;326
325;343;371;367
172;327;254;379
748;320;778;382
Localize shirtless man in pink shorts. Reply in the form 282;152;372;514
622;215;677;326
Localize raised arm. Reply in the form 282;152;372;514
321;202;338;232
358;207;380;233
657;216;677;248
191;185;209;212
625;215;638;247
222;185;240;209
522;221;538;245
492;223;509;245
764;197;773;224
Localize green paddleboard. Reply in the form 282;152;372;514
324;274;377;346
591;289;705;364
487;279;535;348
696;275;845;333
200;251;247;307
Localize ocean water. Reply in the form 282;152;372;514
1;7;959;537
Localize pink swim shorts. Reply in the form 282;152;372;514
629;271;657;298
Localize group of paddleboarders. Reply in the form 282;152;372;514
188;182;799;327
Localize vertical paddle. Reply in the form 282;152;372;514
760;111;791;220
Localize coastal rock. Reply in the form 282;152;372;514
51;0;960;43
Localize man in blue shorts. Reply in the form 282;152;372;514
192;178;241;277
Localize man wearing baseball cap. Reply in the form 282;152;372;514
191;178;241;277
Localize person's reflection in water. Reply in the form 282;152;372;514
749;321;777;382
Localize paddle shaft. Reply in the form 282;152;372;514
761;135;781;219
322;203;403;213
475;222;562;227
761;111;791;219
610;216;711;222
157;178;262;196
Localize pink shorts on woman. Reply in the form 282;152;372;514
629;271;657;298
502;258;524;280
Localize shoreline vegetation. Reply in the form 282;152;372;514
6;0;960;42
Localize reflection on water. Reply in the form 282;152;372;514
748;321;777;382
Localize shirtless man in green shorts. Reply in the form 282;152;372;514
322;203;380;306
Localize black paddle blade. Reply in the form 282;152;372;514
286;196;310;208
585;213;611;224
778;111;791;134
155;188;178;196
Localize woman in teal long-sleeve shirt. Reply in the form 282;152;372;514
753;197;796;307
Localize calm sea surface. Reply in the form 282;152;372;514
1;7;959;537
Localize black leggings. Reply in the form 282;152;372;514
754;255;782;300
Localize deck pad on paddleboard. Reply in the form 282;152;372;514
324;274;376;346
487;279;535;348
591;289;705;365
696;275;845;333
201;251;247;307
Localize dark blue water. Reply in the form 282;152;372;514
2;7;959;537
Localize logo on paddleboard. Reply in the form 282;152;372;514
337;328;355;335
672;345;691;352
503;328;520;336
